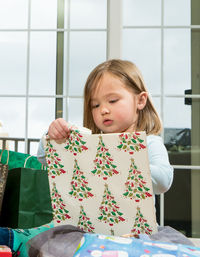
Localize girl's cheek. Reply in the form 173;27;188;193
92;109;96;117
92;110;99;121
114;109;124;118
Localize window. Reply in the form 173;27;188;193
0;0;107;154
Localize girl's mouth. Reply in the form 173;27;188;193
103;119;113;126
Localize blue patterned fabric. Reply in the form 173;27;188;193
0;227;14;249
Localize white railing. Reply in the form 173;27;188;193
0;137;40;154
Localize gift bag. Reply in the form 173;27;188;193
0;149;43;171
0;150;9;213
43;128;157;236
0;156;53;229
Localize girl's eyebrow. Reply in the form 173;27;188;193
91;92;119;101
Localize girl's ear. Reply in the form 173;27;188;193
137;92;148;110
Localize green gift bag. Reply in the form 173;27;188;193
0;155;53;229
0;149;43;170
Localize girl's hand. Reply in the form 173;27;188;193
47;118;71;140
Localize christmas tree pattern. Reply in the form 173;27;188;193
117;132;146;154
91;136;119;180
123;158;152;202
51;182;71;223
45;141;66;178
69;159;94;201
98;184;125;226
131;207;153;236
64;129;88;156
77;205;95;233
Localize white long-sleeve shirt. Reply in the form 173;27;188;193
37;134;173;195
146;135;173;194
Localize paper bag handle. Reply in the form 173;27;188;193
0;149;9;165
24;155;45;170
24;155;32;168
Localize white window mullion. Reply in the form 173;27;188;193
107;0;122;59
25;0;31;154
159;0;165;227
64;0;70;122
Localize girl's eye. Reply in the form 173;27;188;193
109;99;118;103
92;104;99;109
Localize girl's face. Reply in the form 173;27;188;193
90;72;146;133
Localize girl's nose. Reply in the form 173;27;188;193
100;106;110;115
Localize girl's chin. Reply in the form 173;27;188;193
101;128;122;134
100;124;131;134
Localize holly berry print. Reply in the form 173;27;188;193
64;129;88;156
69;159;94;201
78;205;95;233
123;158;152;202
98;184;125;226
91;136;119;180
45;141;66;178
131;207;153;236
117;132;146;154
51;182;71;223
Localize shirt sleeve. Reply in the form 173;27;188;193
37;133;47;166
147;135;174;195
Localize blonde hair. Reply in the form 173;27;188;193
83;59;162;135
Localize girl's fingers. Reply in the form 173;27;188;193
48;118;70;139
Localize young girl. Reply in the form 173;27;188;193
37;59;173;195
